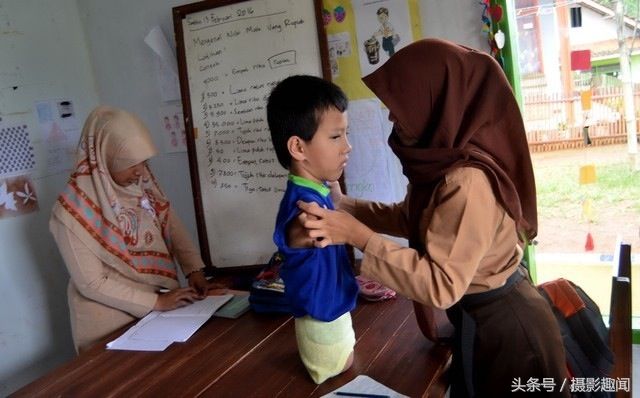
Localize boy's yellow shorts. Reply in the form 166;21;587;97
294;312;355;384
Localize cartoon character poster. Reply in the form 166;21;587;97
352;0;412;76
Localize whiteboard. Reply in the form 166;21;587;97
173;0;328;268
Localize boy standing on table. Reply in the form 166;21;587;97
266;75;358;384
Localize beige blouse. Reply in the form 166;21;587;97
342;167;522;309
50;209;204;351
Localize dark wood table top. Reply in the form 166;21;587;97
12;296;451;398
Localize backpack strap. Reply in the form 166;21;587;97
537;278;614;380
538;278;586;318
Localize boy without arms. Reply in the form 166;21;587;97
267;75;358;384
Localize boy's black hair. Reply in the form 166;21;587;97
267;75;348;169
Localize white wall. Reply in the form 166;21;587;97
0;0;99;395
539;0;563;93
421;0;486;50
75;0;200;228
569;7;626;46
1;0;485;394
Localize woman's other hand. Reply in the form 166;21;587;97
206;280;228;296
297;201;373;250
187;269;209;297
154;287;202;311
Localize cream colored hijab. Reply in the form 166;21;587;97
52;106;179;281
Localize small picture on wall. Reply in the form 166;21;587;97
352;0;412;76
0;174;39;219
0;123;36;178
158;103;187;153
35;98;81;176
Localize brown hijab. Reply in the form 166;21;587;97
362;38;537;250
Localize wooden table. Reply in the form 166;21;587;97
12;296;451;397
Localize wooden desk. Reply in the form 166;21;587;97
12;296;451;397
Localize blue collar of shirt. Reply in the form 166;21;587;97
288;174;330;197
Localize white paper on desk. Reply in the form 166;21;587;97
106;313;173;351
106;295;232;351
163;295;231;316
322;375;409;398
107;336;173;351
130;316;207;342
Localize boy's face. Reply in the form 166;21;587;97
295;107;351;184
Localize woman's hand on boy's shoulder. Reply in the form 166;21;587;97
297;201;374;250
286;211;319;249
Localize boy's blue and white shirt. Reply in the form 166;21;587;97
273;174;358;322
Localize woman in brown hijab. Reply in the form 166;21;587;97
50;106;218;353
297;39;569;397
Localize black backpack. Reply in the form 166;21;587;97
537;278;615;397
248;252;291;314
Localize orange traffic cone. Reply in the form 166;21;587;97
584;232;594;251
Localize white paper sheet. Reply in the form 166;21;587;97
106;294;233;351
34;98;81;176
158;103;187;153
344;99;407;204
322;375;409;398
145;26;181;102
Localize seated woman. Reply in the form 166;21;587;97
50;105;217;352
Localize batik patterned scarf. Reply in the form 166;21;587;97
52;106;178;280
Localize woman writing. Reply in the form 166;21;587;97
50;106;216;352
298;39;569;397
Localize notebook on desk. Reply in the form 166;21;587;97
214;291;250;319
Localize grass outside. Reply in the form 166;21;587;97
530;144;639;326
531;144;640;254
536;163;640;218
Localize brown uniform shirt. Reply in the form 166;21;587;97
50;209;204;351
342;167;522;309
